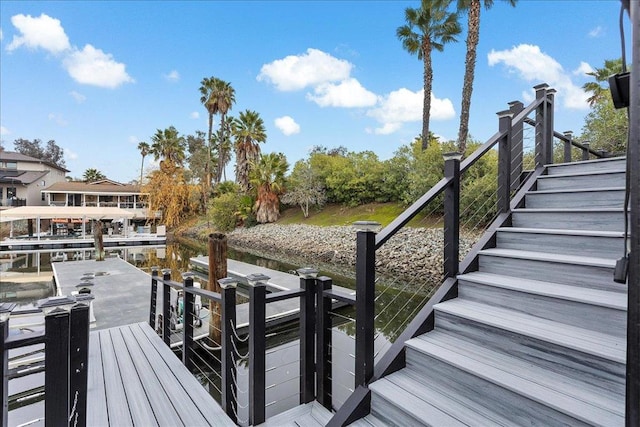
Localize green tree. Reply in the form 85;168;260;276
397;0;461;150
13;138;66;168
582;58;624;106
456;0;516;153
249;153;289;223
150;126;186;169
580;95;628;155
185;131;208;184
232;110;267;192
137;141;150;185
83;168;106;182
281;160;326;217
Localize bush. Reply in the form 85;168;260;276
208;193;241;232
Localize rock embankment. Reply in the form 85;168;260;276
227;224;480;284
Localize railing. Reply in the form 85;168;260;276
327;83;612;425
0;296;92;426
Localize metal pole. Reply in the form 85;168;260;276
509;101;524;189
182;273;195;371
355;230;375;388
221;282;237;424
249;281;266;426
497;110;513;214
444;156;461;279
44;308;71;426
534;83;549;168
69;303;90;427
563;131;574;163
582;141;591;161
299;275;316;404
149;266;159;329
316;277;333;409
161;269;172;346
546;89;557;165
0;304;15;427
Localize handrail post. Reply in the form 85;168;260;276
161;269;172;346
534;83;550;167
546;89;557;164
44;308;71;425
298;268;319;404
220;278;238;424
149;266;159;329
354;222;377;390
563;131;573;163
182;273;195;371
508;100;524;189
497;110;513;214
444;154;462;279
248;278;267;426
69;302;90;427
0;303;15;427
316;277;333;410
582;141;591;161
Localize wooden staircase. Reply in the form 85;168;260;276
357;157;628;426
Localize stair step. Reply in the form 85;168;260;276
348;413;388;426
545;157;626;175
478;247;621;292
261;402;332;426
536;170;625;191
405;331;624;426
525;187;625;208
511;208;624;231
496;227;625;258
434;299;626;395
457;271;626;336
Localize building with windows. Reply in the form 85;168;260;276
0;151;68;207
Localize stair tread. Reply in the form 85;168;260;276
513;207;624;212
406;332;624;423
546;157;625;168
434;299;626;363
496;227;625;238
370;375;498;426
538;169;625;179
457;271;626;310
527;186;625;195
261;402;330;426
479;247;616;268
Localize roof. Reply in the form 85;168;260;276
0;170;49;185
0;151;69;172
43;181;143;194
0;206;138;222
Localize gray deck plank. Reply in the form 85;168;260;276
137;323;236;426
98;329;134;426
87;332;108;426
107;328;159;426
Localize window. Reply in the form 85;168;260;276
42;193;45;201
4;162;17;170
7;187;16;198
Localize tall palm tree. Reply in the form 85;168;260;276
249;153;288;223
397;0;461;150
150;126;186;169
232;110;267;192
137;141;150;185
83;168;106;182
583;58;624;106
200;77;236;186
456;0;516;153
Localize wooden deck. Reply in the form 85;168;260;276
87;322;235;426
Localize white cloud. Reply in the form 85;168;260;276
65;148;78;161
128;136;139;144
6;13;70;53
367;88;455;135
164;70;180;82
274;116;301;136
48;112;68;126
573;61;594;76
69;90;86;103
589;26;604;38
488;44;589;110
307;78;378;108
257;48;352;91
0;126;9;136
190;111;200;119
521;89;535;104
63;44;134;88
0;28;3;42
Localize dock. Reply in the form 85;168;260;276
1;234;166;252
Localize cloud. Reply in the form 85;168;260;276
274;116;301;136
69;90;86;103
573;61;594;76
128;136;139;144
0;126;9;136
6;13;70;53
63;44;134;88
164;70;180;82
48;113;68;126
307;78;378;108
0;28;3;42
367;88;455;135
65;148;78;161
190;111;200;119
488;44;588;110
257;48;352;91
588;26;604;38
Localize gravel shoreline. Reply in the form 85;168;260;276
224;224;480;285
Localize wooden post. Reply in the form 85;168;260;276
563;131;574;163
582;141;591;161
208;233;227;345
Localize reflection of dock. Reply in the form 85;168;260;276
1;234;166;252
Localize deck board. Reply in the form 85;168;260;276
88;323;235;426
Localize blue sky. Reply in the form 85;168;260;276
0;1;630;183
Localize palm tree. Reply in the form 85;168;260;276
249;153;288;223
200;77;236;186
83;168;106;182
397;0;461;150
456;0;516;153
583;58;624;106
137;141;150;185
150;126;186;169
232;110;267;192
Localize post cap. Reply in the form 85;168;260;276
496;109;513;118
353;221;381;232
218;277;239;289
246;273;270;286
0;303;16;322
442;152;463;162
38;295;77;314
161;268;172;276
563;130;573;136
297;267;319;279
533;83;550;91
